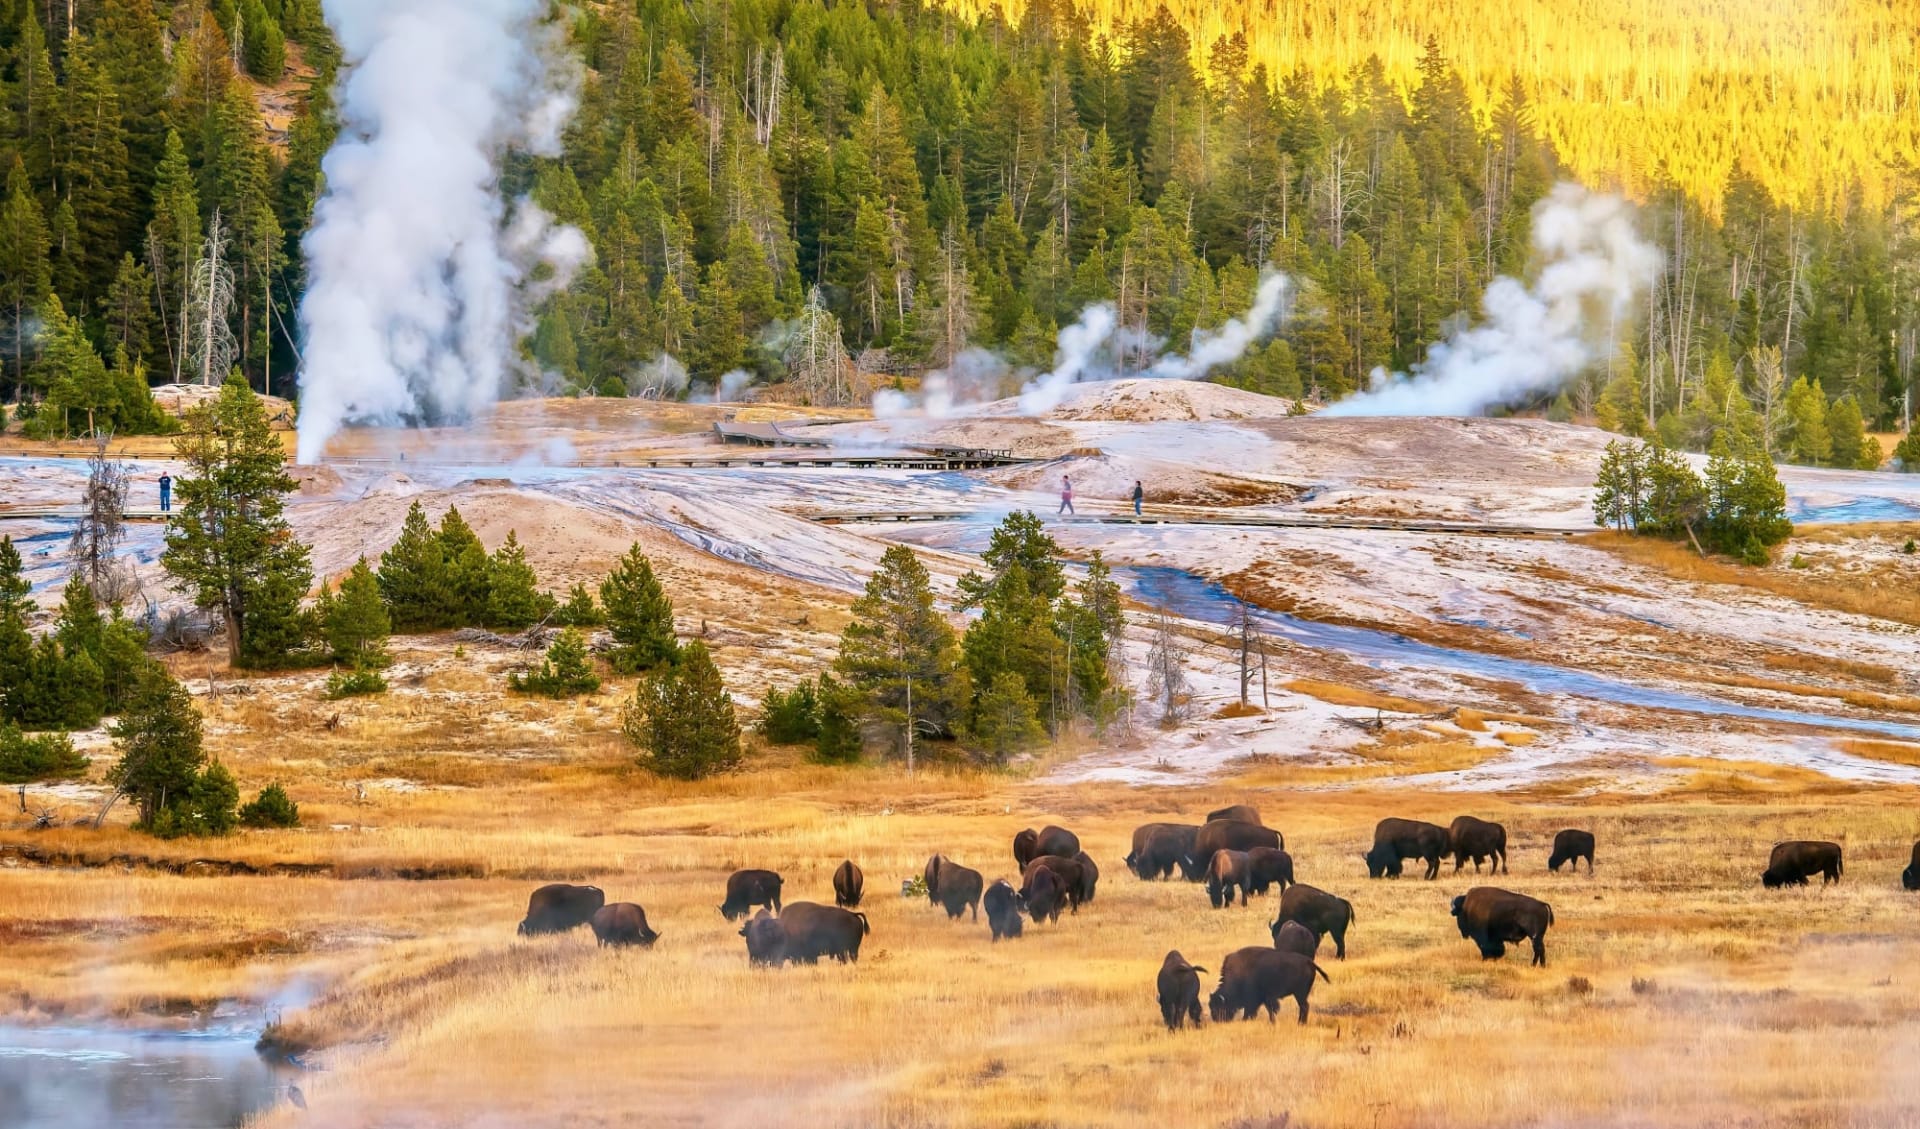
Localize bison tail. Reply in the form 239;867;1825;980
1311;963;1331;984
1190;965;1208;975
855;912;871;935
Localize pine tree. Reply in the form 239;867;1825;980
511;627;602;697
1781;376;1832;465
600;544;678;673
1826;396;1875;469
0;539;34;723
623;640;741;779
324;559;390;667
1591;439;1648;531
0;159;52;396
35;294;116;436
106;663;206;830
435;506;490;626
96;0;174;177
485;531;546;628
376;501;448;632
551;582;603;627
969;671;1046;761
58;41;134;296
160;374;313;667
105;252;157;363
834;544;969;767
1704;437;1793;563
811;673;862;764
146;131;200;381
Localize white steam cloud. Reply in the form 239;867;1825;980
1146;272;1291;380
295;0;590;462
1325;183;1661;418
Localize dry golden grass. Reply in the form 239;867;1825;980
1704;673;1920;715
1760;651;1901;685
1837;740;1920;769
1284;678;1438;715
1589;531;1920;628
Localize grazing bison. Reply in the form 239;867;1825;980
983;879;1024;941
1206;804;1263;827
1014;826;1081;868
740;909;787;966
1021;865;1067;924
1187;819;1282;876
1271;920;1320;959
1207;849;1252;908
718;869;784;921
1364;817;1449;879
1548;830;1596;874
1208;948;1329;1025
833;860;864;908
518;883;605;936
1448;816;1509;875
777;902;870;964
925;855;985;920
1270;884;1356;960
1762;841;1844;888
1157;950;1207;1030
589;903;659;948
1904;842;1920;892
1073;851;1101;903
1021;856;1090;914
1246;847;1295;895
1451;887;1554;966
1126;823;1199;879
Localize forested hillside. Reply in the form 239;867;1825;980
2;0;1916;465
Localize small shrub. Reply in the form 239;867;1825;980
811;673;862;764
238;783;301;829
149;760;240;838
1631;977;1658;997
325;666;389;699
623;641;740;779
1566;975;1594;997
1903;539;1916;555
0;725;88;783
1789;553;1809;569
510;627;601;697
758;680;820;745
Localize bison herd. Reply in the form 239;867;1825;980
512;807;1897;1033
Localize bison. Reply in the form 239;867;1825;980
777;902;870;964
983;879;1024;941
833;860;865;907
1762;841;1844;888
518;883;605;936
740;909;787;966
1271;920;1320;959
1021;856;1090;914
1246;847;1295;895
1208;947;1329;1025
1905;842;1920;892
925;855;985;920
1207;849;1252;908
718;869;784;921
1269;884;1355;960
1364;817;1448;879
1548;830;1596;874
1073;851;1101;903
1013;825;1081;868
1157;950;1207;1030
1451;887;1554;966
1021;865;1067;924
1206;804;1263;827
1128;824;1202;880
589;902;659;948
1448;816;1509;875
1187;819;1281;877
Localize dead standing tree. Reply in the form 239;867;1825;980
785;286;855;406
1144;606;1190;727
185;210;237;387
69;432;136;605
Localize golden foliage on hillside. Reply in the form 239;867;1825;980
951;0;1920;215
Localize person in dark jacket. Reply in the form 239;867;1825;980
158;472;172;513
1132;480;1143;515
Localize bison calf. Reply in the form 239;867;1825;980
589;903;659;948
983;879;1024;941
1451;887;1554;966
925;855;985;920
833;860;864;907
1270;884;1355;960
1157;950;1206;1030
1246;847;1295;895
518;883;605;936
1548;829;1596;874
1208;947;1329;1025
1762;840;1843;888
1207;849;1252;908
1448;815;1508;875
1365;817;1448;880
1271;920;1320;959
719;869;784;921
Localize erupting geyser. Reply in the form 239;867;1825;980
294;0;592;463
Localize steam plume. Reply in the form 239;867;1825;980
295;0;589;462
1325;183;1661;418
1146;271;1290;380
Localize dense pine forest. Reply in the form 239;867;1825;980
1;0;1916;466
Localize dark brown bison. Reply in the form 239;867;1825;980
925;855;985;920
1013;825;1081;867
1269;884;1355;960
518;883;605;935
718;869;784;921
1126;823;1200;879
1187;819;1281;876
1021;864;1067;923
1451;887;1554;966
740;909;787;966
1206;804;1263;827
1246;847;1295;895
1073;851;1101;903
1157;950;1207;1030
1448;816;1509;875
983;879;1024;941
1271;920;1320;958
833;860;864;907
589;903;659;948
777;902;870;964
1364;817;1448;879
1548;830;1596;874
1208;947;1329;1025
1021;856;1090;914
1762;841;1844;888
1905;842;1920;892
1207;849;1252;908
